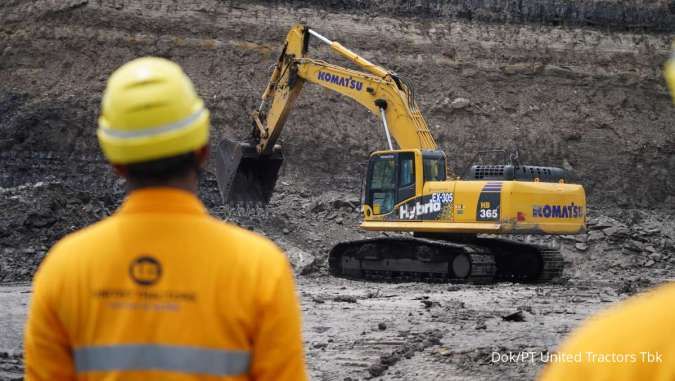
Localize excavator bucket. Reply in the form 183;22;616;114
214;139;283;204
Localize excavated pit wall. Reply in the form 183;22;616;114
1;3;674;378
257;0;675;32
1;0;674;210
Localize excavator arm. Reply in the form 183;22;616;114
254;57;437;153
252;24;436;153
215;24;436;203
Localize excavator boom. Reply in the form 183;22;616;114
215;24;435;203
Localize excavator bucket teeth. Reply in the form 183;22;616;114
214;139;283;205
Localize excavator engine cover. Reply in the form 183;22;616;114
215;139;283;204
467;164;566;183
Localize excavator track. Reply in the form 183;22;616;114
328;236;563;284
473;237;564;282
329;237;497;283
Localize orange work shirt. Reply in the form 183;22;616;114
539;282;675;381
24;188;307;381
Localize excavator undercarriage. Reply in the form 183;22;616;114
329;236;563;283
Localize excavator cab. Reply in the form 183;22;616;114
363;149;447;218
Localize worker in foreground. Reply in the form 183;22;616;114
539;47;675;381
24;57;307;380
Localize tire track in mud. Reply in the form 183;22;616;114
365;329;445;378
296;277;643;380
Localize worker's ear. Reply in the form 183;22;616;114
195;145;209;167
112;164;129;178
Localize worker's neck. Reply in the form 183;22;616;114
127;175;199;195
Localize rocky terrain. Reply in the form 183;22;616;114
0;0;674;380
0;179;672;380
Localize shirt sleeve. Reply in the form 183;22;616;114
24;252;76;381
250;249;307;381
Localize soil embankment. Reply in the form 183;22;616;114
0;1;673;379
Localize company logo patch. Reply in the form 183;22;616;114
129;256;162;286
532;203;584;219
317;71;363;91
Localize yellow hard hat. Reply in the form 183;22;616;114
97;57;210;164
665;49;675;104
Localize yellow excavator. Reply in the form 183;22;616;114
215;24;586;283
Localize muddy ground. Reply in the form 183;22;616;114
0;181;672;380
0;0;674;380
0;275;662;381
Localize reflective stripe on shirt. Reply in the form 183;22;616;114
74;344;250;376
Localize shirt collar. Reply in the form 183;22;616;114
117;187;208;215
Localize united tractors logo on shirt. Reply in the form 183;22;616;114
129;256;162;286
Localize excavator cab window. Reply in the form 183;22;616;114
399;154;414;186
423;154;447;182
366;152;417;215
368;154;396;214
397;152;416;202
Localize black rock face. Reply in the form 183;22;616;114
257;0;675;32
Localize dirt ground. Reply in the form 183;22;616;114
0;182;672;380
0;1;674;380
0;275;664;381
